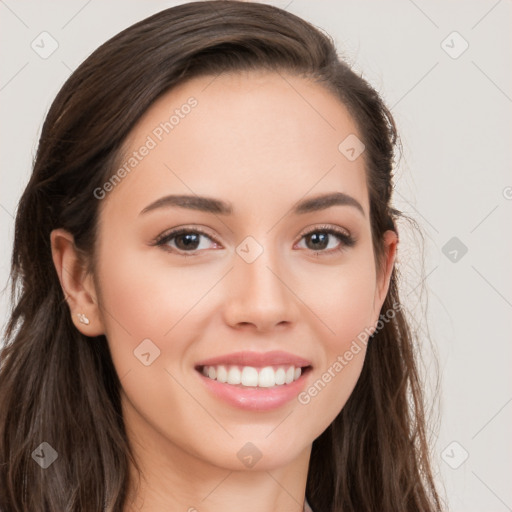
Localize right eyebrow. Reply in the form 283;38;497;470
139;194;232;216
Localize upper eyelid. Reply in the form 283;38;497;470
298;223;351;238
153;226;219;245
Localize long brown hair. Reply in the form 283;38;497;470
0;2;443;510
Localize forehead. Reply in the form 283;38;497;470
100;70;369;221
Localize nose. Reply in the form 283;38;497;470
222;243;299;332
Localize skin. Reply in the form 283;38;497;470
51;70;397;512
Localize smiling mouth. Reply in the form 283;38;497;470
195;364;312;388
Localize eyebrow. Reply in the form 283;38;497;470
139;192;365;217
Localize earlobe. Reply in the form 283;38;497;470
50;228;105;336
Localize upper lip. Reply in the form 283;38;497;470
195;350;312;368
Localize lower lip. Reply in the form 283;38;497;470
196;368;311;411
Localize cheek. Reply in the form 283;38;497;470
95;246;218;363
292;257;376;432
94;249;219;452
98;238;378;379
296;254;378;347
96;236;378;436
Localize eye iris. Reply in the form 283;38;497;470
307;232;329;250
176;233;200;250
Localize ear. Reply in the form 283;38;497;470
50;228;105;336
371;229;398;322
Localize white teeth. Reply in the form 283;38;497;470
275;367;286;385
241;366;259;386
201;364;305;388
258;366;275;387
227;366;241;385
216;365;228;383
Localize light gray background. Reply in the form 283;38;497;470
1;1;511;510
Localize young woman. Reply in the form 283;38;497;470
0;1;443;511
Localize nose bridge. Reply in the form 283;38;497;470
223;234;297;329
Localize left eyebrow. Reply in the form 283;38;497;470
139;191;365;217
292;192;365;217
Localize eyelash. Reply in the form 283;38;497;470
152;224;356;257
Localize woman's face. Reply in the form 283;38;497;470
91;71;396;472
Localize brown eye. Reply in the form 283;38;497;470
173;232;201;251
304;232;330;251
154;228;220;255
297;226;355;254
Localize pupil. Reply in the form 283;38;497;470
177;233;199;250
309;233;328;250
